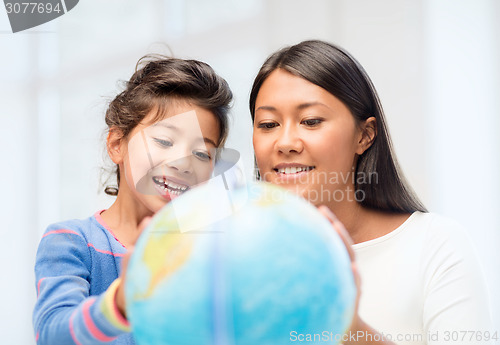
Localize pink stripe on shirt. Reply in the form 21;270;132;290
69;310;83;345
82;298;117;342
87;243;125;257
42;229;80;238
37;278;46;297
94;210;127;249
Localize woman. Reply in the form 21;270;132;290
250;40;493;345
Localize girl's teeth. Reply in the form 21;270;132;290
153;176;188;194
165;181;187;191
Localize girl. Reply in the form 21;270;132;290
250;40;493;345
33;56;232;344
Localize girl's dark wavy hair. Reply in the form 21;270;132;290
104;55;233;196
249;40;426;213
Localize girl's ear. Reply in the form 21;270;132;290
107;128;126;164
356;117;377;155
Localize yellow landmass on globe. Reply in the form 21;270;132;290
136;230;194;300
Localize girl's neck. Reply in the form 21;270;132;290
100;190;153;248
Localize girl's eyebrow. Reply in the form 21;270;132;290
152;122;217;147
151;122;178;131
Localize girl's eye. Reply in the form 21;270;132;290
302;118;323;127
257;122;279;130
153;138;173;148
193;150;211;161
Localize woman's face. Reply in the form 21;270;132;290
253;69;365;206
122;100;220;213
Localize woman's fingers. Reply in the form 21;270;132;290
317;205;361;309
130;216;152;247
138;216;152;232
318;205;355;262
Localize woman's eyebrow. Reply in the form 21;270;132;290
203;137;217;147
255;105;277;112
256;102;329;112
297;101;329;110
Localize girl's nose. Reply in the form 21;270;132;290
165;153;193;175
276;124;304;154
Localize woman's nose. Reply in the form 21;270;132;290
276;124;303;154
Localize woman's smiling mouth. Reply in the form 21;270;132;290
272;164;315;182
274;166;315;174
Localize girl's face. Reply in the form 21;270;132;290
122;100;220;213
253;69;366;207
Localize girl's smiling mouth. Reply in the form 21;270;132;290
152;176;190;198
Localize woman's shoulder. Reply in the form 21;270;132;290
382;211;487;296
355;211;474;254
410;211;472;245
396;211;476;257
411;212;485;276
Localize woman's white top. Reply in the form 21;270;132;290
353;212;494;345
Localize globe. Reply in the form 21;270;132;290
126;181;356;345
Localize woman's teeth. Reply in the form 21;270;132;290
276;166;314;174
153;177;189;195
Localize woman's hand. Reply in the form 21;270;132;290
318;206;396;344
115;216;152;318
318;206;362;331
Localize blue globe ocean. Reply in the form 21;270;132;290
126;181;356;345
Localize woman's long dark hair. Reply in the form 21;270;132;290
249;40;426;214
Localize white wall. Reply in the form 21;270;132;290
1;0;498;343
424;0;500;333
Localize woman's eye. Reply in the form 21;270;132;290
302;118;323;127
257;122;278;130
193;150;211;161
153;138;173;148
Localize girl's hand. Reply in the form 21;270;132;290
317;206;363;336
115;216;152;318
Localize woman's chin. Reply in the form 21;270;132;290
276;184;308;198
286;185;324;206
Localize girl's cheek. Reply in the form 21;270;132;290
200;163;215;183
127;132;154;186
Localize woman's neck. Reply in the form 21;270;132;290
327;199;411;244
